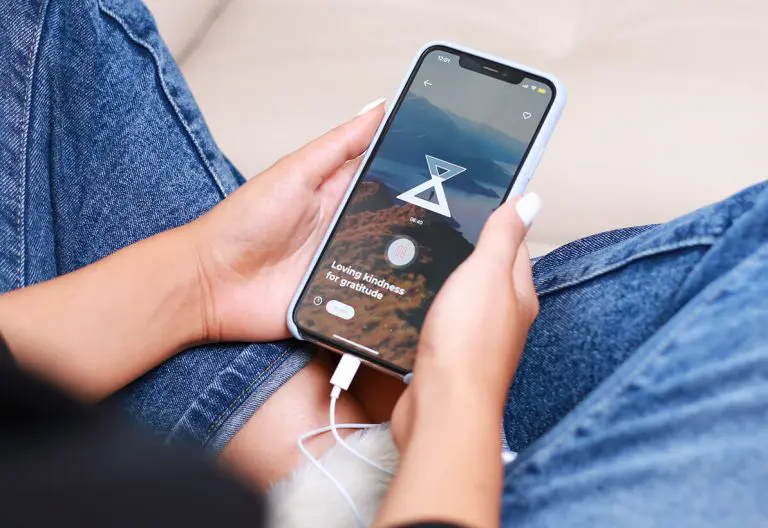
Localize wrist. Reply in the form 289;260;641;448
404;369;506;450
0;223;210;399
380;376;504;528
139;224;210;353
411;351;509;418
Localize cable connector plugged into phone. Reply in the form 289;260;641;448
330;353;362;396
330;356;394;477
297;354;394;528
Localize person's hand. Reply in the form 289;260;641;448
377;195;541;528
188;101;385;343
390;194;541;450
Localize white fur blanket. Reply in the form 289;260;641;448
268;425;399;528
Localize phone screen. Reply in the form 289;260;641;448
294;46;555;373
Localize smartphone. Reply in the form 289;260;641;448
288;41;566;379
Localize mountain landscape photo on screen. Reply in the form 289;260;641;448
367;92;526;245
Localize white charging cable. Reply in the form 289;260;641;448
329;393;395;476
296;354;394;528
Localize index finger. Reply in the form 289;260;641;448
278;103;386;189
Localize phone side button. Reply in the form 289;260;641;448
326;300;355;320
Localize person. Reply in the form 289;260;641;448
1;1;766;527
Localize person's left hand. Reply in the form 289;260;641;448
188;101;385;343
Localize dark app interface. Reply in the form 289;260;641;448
295;49;553;372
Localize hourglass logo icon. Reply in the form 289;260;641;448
396;155;466;218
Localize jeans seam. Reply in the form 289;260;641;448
512;243;768;474
204;349;313;452
537;237;717;297
17;0;52;288
163;344;291;444
201;349;289;445
96;1;228;199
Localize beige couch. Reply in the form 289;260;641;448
147;0;767;254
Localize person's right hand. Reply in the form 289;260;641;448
187;101;385;344
390;194;541;449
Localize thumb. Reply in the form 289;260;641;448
474;193;541;267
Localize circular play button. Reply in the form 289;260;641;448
385;236;418;268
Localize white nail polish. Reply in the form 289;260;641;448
515;192;541;228
357;98;386;116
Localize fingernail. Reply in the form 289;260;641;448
357;98;386;116
515;192;541;228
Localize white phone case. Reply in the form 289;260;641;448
286;41;567;377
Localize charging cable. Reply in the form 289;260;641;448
297;354;395;528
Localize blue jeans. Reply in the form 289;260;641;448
0;0;314;452
1;1;766;525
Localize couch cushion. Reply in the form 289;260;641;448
144;0;224;58
151;0;768;250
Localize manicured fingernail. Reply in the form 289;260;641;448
357;98;386;115
515;192;541;228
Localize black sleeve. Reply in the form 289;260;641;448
0;337;267;528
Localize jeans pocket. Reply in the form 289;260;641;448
534;228;717;298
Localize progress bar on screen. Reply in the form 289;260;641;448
332;335;380;356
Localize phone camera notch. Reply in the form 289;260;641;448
458;54;523;84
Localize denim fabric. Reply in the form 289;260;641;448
502;183;768;525
504;186;764;450
0;0;312;451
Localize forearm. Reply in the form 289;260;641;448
376;383;505;528
0;225;204;400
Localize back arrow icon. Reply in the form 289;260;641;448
424;80;432;87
